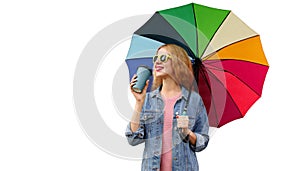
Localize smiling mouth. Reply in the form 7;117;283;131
155;65;164;72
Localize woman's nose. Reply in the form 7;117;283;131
155;59;162;64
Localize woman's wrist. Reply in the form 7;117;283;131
188;130;197;145
134;101;144;113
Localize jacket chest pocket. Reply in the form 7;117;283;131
142;111;163;138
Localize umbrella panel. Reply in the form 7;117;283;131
126;58;154;92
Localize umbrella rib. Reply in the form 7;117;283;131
203;58;268;68
204;64;262;96
192;3;199;57
205;68;244;122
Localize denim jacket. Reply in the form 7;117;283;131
125;86;209;171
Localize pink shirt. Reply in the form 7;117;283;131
160;93;181;171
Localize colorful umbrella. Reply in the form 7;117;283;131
125;3;269;128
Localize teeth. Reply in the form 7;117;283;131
155;65;163;72
155;67;163;71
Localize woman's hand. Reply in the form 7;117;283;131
176;115;196;145
176;115;189;128
177;115;190;136
130;74;149;104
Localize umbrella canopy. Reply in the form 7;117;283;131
125;3;269;128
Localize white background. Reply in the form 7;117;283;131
1;0;299;170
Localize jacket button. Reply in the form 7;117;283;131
173;157;177;160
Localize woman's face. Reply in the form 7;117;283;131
154;47;174;78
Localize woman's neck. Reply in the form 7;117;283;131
160;77;181;98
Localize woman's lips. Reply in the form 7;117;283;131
155;65;164;72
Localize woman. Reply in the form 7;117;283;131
125;44;209;171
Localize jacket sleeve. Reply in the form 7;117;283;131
125;95;147;146
125;122;145;146
190;96;210;152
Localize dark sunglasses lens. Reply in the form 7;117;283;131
153;56;158;62
160;55;167;62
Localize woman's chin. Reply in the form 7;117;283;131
156;73;170;80
156;72;166;77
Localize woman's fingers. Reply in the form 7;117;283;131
130;81;136;88
130;74;137;82
142;80;149;93
130;75;149;99
130;75;138;88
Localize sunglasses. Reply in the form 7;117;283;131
153;54;172;63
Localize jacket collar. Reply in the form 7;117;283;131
150;85;190;101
